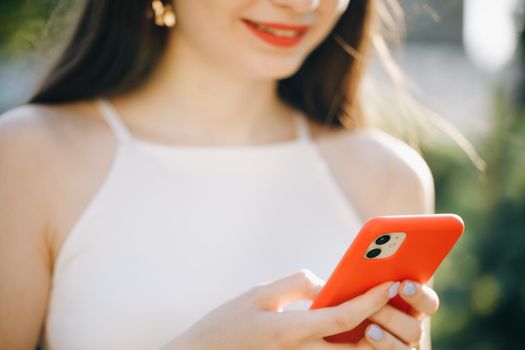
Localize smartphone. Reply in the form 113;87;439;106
309;214;464;343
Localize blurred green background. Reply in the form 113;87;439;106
1;1;524;349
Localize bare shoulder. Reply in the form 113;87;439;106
0;103;85;215
0;101;110;210
0;101;109;155
344;127;434;197
312;125;435;221
0;105;59;347
0;101;117;257
0;101;117;347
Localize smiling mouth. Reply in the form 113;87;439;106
243;19;309;38
245;20;308;38
242;19;310;47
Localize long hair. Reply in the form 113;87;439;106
28;0;375;129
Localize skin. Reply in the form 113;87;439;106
108;0;351;147
0;0;438;349
161;274;438;350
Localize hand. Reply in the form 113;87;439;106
161;269;400;350
364;280;440;349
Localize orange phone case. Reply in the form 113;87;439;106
309;214;464;343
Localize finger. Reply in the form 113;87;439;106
365;323;413;350
399;280;440;316
369;304;424;346
292;281;400;339
249;269;325;310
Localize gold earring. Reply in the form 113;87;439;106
151;0;176;28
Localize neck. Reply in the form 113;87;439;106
108;31;297;145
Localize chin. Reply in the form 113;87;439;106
244;58;305;80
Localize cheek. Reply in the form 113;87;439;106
315;0;350;37
177;15;301;77
175;1;230;47
172;0;350;79
336;0;351;12
175;2;248;66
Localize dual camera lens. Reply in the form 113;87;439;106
365;234;391;258
375;234;390;245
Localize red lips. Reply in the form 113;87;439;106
247;20;310;31
242;19;310;47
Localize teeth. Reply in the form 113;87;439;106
253;22;300;38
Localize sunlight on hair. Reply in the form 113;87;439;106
30;0;87;89
332;33;365;61
359;0;485;172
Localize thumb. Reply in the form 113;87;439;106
251;269;325;311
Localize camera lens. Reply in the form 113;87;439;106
375;235;391;245
366;248;381;258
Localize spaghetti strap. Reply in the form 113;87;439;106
96;98;310;145
96;97;132;143
46;95;363;350
294;111;311;141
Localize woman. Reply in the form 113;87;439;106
0;0;438;349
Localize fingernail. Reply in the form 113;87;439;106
367;324;384;341
388;282;400;298
403;282;416;296
314;281;325;294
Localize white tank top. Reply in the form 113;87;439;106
42;98;363;350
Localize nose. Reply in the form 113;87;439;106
271;0;320;13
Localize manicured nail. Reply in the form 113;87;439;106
403;282;416;296
314;281;325;294
367;324;385;341
388;282;400;298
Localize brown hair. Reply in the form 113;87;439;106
28;0;377;129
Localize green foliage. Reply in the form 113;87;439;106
425;87;525;350
0;0;60;59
